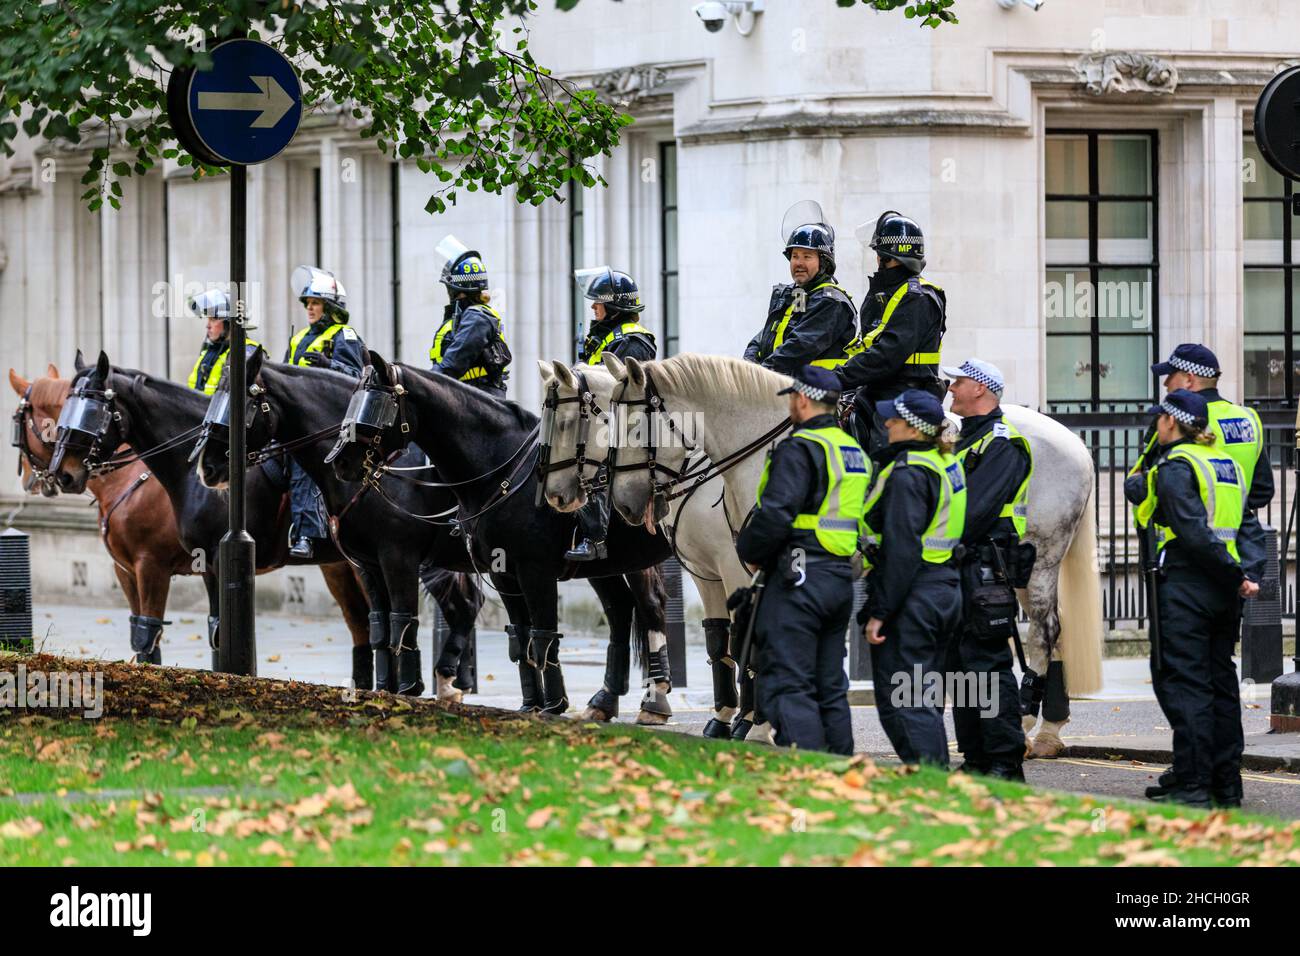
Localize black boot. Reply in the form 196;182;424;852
1212;776;1243;809
352;645;374;692
507;625;541;712
587;637;630;719
389;612;424;697
528;628;569;715
1146;783;1212;808
564;538;607;562
1145;767;1177;797
289;536;314;559
369;611;394;692
732;667;756;739
985;762;1026;783
130;615;166;665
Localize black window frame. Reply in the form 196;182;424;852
660;141;679;357
1045;128;1161;413
1242;131;1297;408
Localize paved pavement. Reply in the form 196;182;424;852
28;602;1300;817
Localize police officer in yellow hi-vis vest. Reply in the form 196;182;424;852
185;289;261;395
837;212;947;457
744;200;856;376
567;267;657;562
943;358;1031;781
284;266;366;558
1126;389;1255;809
735;365;864;754
430;235;511;396
858;388;965;766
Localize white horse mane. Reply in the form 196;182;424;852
647;354;791;404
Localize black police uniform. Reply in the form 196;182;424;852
744;272;856;375
948;409;1029;775
432;300;509;396
862;440;961;766
736;412;855;755
837;267;946;454
1125;438;1246;805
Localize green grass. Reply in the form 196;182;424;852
3;711;1299;866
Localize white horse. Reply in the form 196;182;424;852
537;358;763;736
602;353;1104;757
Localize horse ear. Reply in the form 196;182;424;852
367;349;391;382
625;356;646;388
96;351;110;380
553;361;577;390
74;350;87;372
247;346;264;385
602;352;627;380
47;363;60;379
8;368;30;397
537;360;555;383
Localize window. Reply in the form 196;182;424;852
661;142;679;356
1045;130;1159;411
569;180;585;362
1243;134;1299;405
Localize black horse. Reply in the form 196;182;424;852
328;350;676;720
194;351;669;719
45;351;464;690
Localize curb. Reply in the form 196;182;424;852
1063;743;1300;774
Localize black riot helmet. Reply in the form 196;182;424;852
575;266;644;315
781;200;835;275
866;210;925;274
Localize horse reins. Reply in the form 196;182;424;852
11;388;58;494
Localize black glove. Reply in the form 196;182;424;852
301;352;330;368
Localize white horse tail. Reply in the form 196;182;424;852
1056;488;1103;696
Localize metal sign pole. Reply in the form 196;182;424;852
217;163;257;676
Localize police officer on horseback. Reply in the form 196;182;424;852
744;201;856;376
837;211;947;455
1126;389;1255;808
185;289;261;396
566;267;657;562
430;235;512;396
735;365;864;754
943;358;1031;781
284;266;365;559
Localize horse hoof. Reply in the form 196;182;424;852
435;675;463;704
580;706;614;722
636;710;669;726
1027;731;1065;759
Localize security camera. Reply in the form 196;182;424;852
694;1;728;33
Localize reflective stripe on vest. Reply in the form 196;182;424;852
860;277;944;366
956;418;1033;539
429;304;507;382
187;340;261;395
1135;443;1244;562
756;425;869;557
859;446;967;564
760;282;853;366
588;322;653;363
289;323;347;367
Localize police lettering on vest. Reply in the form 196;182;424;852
756;424;869;556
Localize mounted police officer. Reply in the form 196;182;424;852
1125;389;1256;808
858;388;965;766
430;235;512;396
284;266;365;559
566;267;657;563
735;365;864;754
744;200;856;376
942;359;1030;780
837;211;947;456
185;289;261;396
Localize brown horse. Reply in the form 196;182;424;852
8;365;371;667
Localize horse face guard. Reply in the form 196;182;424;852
11;388;58;495
534;370;605;508
325;364;407;467
190;379;274;466
52;379;120;473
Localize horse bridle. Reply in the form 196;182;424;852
55;375;205;477
534;370;606;507
11;388;58;494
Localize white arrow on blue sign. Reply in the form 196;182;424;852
186;38;302;166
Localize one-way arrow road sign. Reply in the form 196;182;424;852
182;38;302;166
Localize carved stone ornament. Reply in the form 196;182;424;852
1074;52;1178;96
592;65;668;105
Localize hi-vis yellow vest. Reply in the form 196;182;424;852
755;425;869;556
1135;443;1244;562
429;304;507;382
956;418;1033;539
859;446;967;565
187;339;261;395
857;277;945;367
761;282;857;369
586;322;653;363
288;323;348;366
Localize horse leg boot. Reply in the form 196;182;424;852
207;615;220;672
637;630;673;726
389;612;424;697
130;615;165;665
701;618;738;739
584;641;628;721
528;629;569;716
352;645;374;692
507;625;542;713
369;611;394;692
732;669;756;740
1028;660;1069;758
